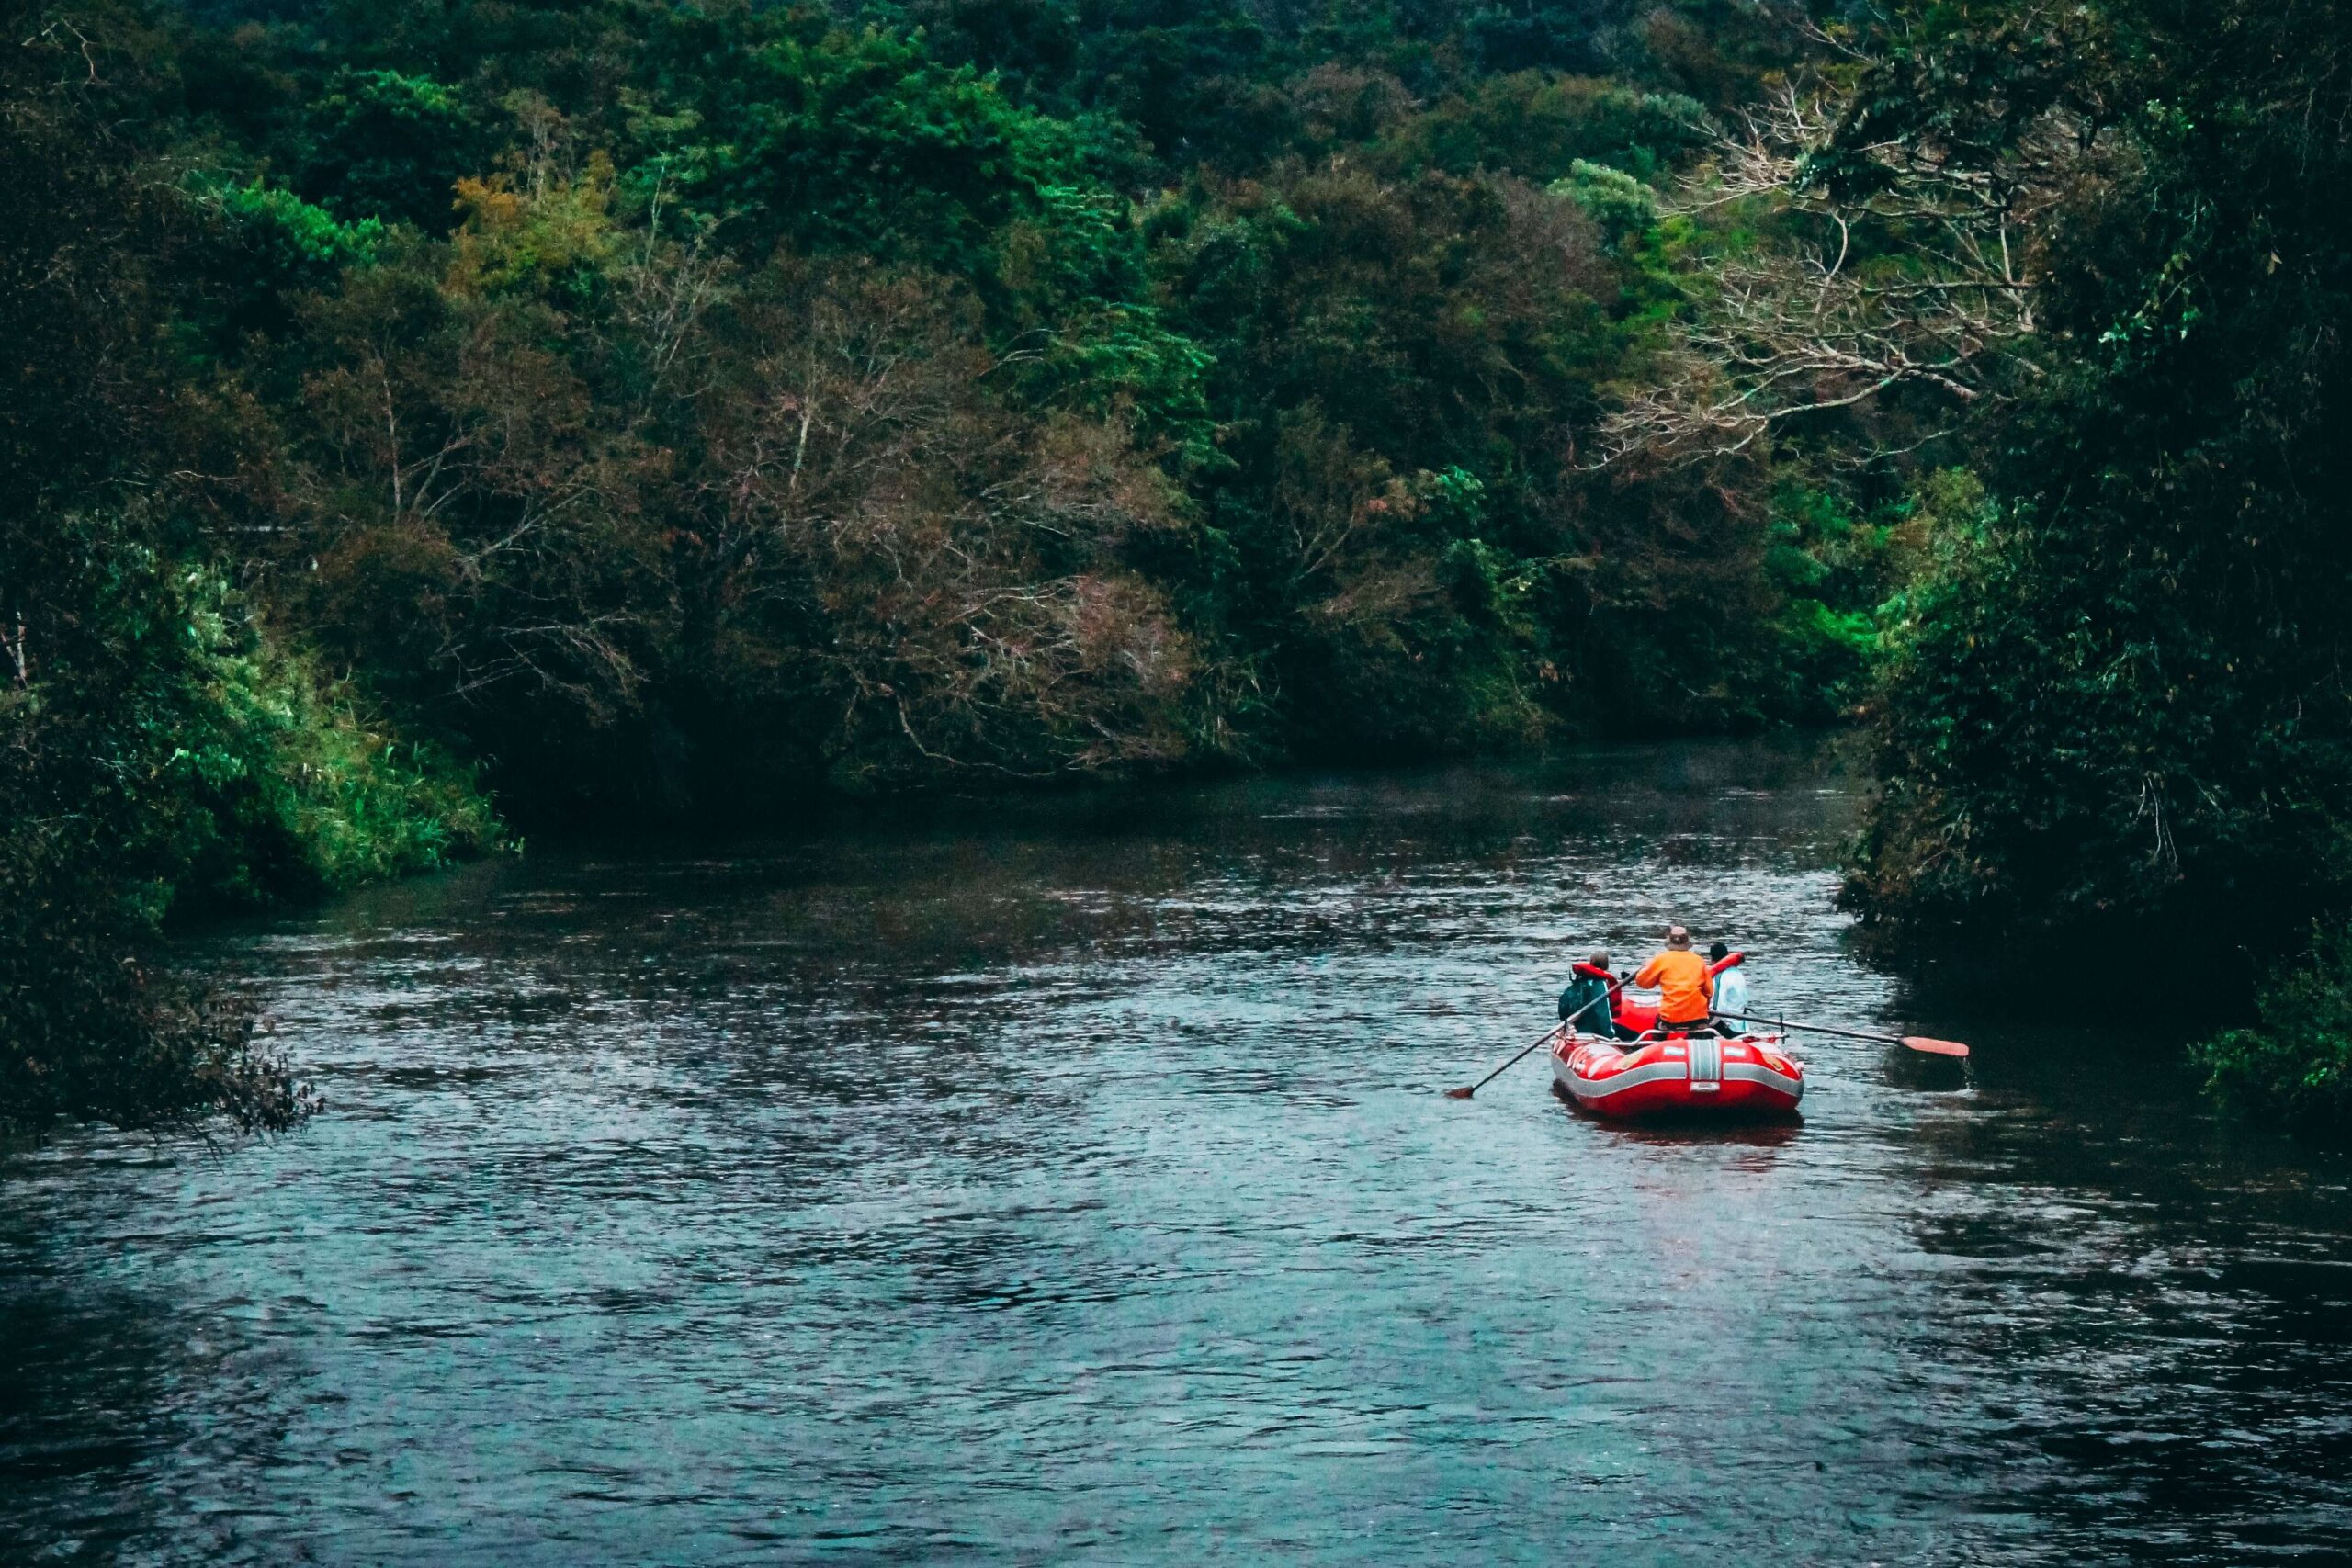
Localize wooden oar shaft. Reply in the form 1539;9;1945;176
1455;1024;1564;1098
1447;988;1612;1099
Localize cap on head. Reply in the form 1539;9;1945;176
1667;924;1691;950
1708;941;1728;962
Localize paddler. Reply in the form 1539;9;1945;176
1708;940;1750;1034
1558;950;1631;1039
1634;924;1716;1035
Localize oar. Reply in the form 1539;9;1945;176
1719;1013;1970;1058
1444;989;1612;1100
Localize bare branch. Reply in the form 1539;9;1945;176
1598;73;2077;466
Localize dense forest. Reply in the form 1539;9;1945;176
6;0;2352;1133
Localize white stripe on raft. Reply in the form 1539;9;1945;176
1560;1060;1691;1099
1721;1062;1802;1094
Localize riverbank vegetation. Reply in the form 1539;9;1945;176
11;0;2352;1131
1622;0;2352;1120
2191;925;2352;1130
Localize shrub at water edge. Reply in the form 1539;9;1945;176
2191;924;2352;1132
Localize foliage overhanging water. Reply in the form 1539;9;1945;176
6;741;2350;1562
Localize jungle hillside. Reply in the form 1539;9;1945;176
8;0;2352;1130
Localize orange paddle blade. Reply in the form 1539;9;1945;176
1902;1035;1971;1057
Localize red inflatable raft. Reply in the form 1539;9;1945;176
1549;953;1802;1118
1551;1027;1804;1119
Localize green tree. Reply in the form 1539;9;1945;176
1830;0;2352;955
299;68;479;231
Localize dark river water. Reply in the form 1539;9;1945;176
6;741;2352;1564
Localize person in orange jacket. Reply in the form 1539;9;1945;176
1634;924;1715;1033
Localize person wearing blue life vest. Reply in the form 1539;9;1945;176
1709;940;1751;1034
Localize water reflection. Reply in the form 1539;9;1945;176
5;740;2350;1562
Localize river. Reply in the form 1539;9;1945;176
6;741;2350;1563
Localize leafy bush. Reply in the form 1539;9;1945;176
1554;159;1658;241
1383;74;1709;184
209;178;386;281
0;511;494;1136
2191;924;2352;1130
4;521;263;1133
175;568;502;900
299;67;479;231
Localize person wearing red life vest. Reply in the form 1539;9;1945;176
1558;950;1634;1040
1634;924;1714;1033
